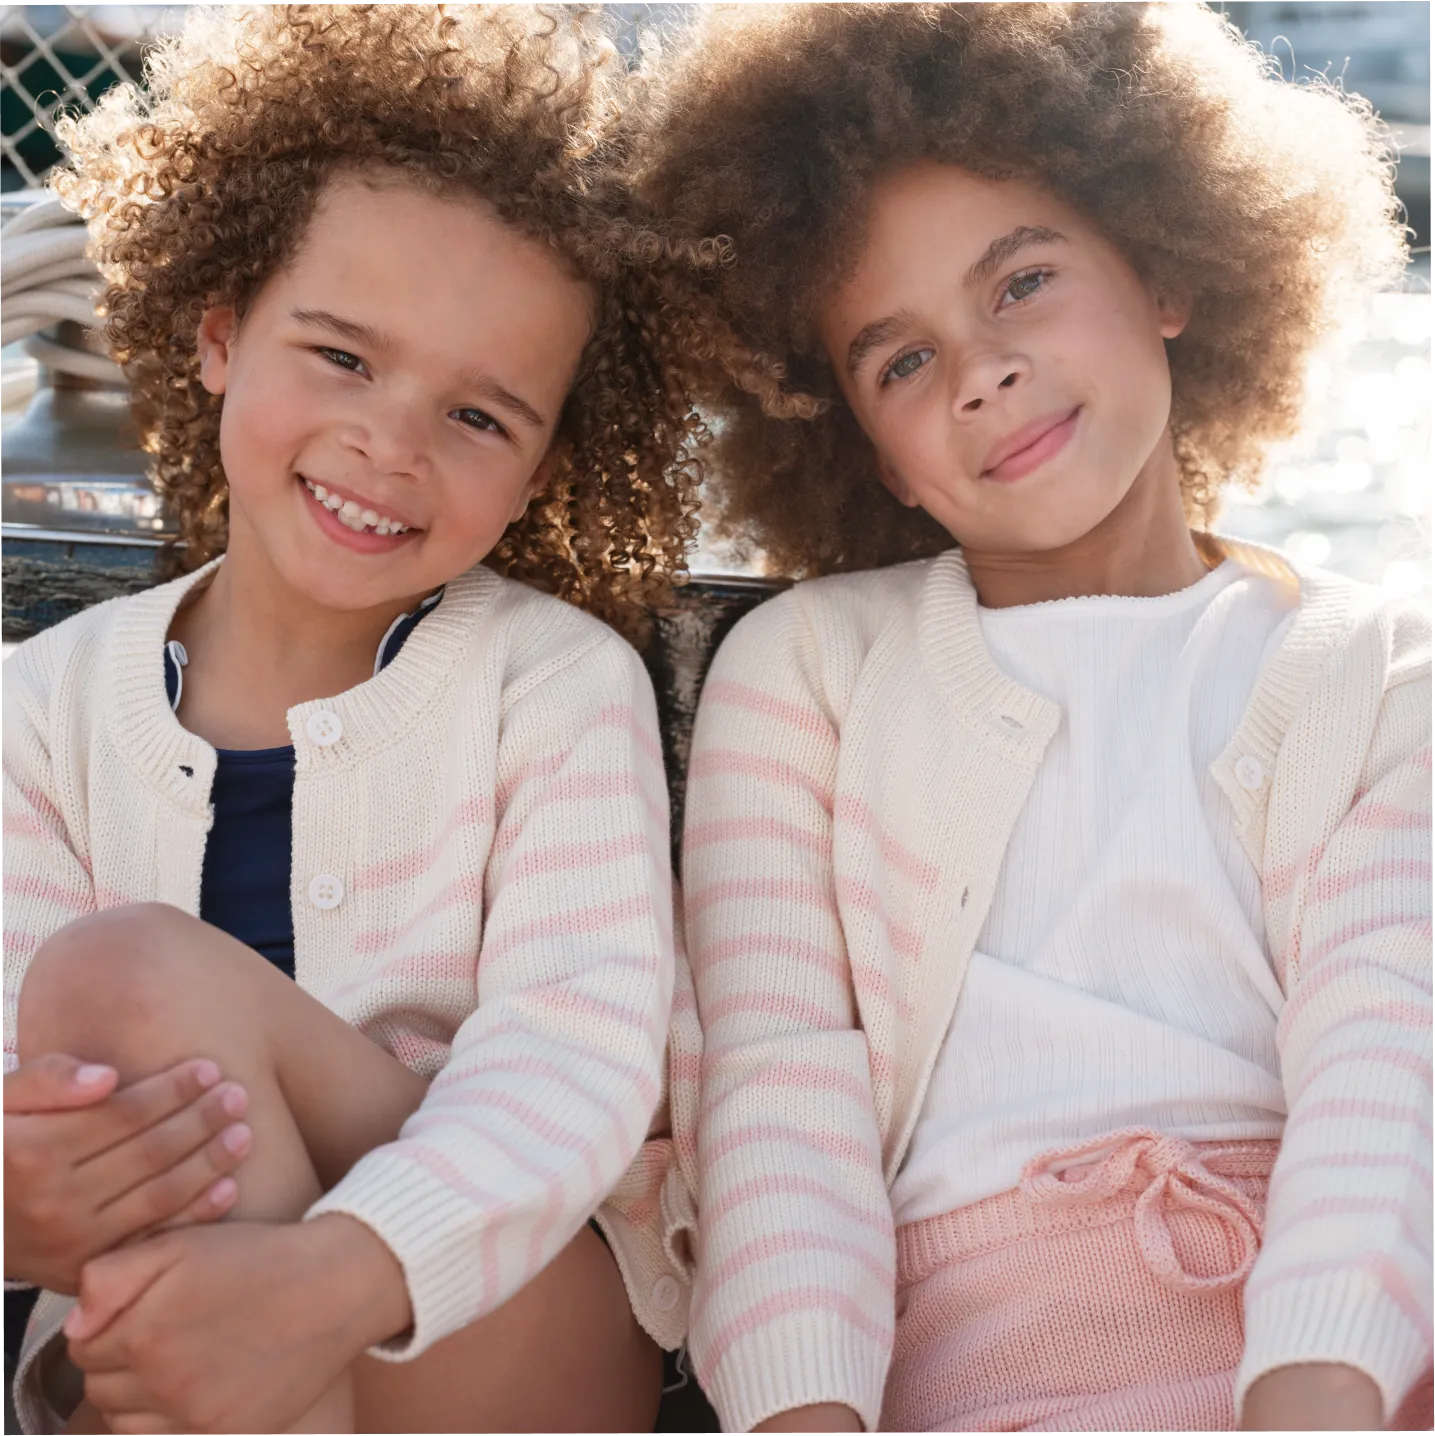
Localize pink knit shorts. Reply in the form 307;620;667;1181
882;1128;1431;1432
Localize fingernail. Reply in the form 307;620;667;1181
220;1085;247;1118
222;1123;251;1154
63;1307;86;1338
194;1060;221;1089
74;1064;114;1087
208;1177;237;1208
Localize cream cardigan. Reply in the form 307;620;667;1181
3;561;675;1434
664;539;1431;1432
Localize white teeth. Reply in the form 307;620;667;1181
301;477;410;535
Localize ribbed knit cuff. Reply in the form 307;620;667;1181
1239;1267;1432;1423
702;1312;891;1433
305;1147;488;1362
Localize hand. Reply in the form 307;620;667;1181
754;1404;865;1432
5;1054;251;1292
67;1215;412;1433
1242;1363;1384;1430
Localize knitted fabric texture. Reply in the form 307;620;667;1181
3;561;675;1434
672;538;1431;1433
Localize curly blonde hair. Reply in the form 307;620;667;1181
637;2;1408;578
53;3;715;643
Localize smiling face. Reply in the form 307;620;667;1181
817;163;1187;556
197;172;594;616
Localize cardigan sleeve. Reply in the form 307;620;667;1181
3;639;98;1077
682;595;894;1434
1238;655;1433;1419
305;635;673;1359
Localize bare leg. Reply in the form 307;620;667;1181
22;905;660;1434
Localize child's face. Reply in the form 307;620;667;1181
817;163;1187;556
196;173;594;613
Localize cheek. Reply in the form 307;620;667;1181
218;364;322;491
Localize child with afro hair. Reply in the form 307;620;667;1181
632;4;1432;1431
4;5;711;1430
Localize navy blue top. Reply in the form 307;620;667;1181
164;592;442;979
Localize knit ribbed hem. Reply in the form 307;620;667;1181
701;1312;890;1433
1239;1267;1433;1423
305;1147;504;1362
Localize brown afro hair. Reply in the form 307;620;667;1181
52;3;722;645
637;2;1408;578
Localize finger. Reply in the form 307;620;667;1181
67;1240;178;1345
3;1053;117;1113
70;1061;230;1162
82;1370;153;1415
86;1082;248;1204
109;1416;175;1436
99;1126;249;1243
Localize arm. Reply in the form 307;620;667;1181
684;597;893;1434
306;635;674;1357
1240;664;1432;1425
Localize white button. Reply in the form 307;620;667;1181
651;1275;680;1312
1235;755;1266;791
305;709;343;746
308;874;344;910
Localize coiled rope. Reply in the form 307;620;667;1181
1;196;123;387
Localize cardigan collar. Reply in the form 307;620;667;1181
105;559;505;814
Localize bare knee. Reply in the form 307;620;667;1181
18;903;217;1067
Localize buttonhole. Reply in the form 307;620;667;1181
960;886;969;908
1000;714;1022;730
179;765;194;777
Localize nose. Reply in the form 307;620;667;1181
349;392;432;482
951;349;1030;418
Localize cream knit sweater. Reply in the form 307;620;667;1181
3;561;675;1434
666;539;1430;1432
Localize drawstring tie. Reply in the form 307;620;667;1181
1019;1127;1263;1294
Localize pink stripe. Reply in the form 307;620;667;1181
834;795;941;891
482;893;657;961
1349;801;1429;831
704;989;850;1031
1300;915;1433;975
1284;1096;1432;1142
520;984;656;1035
3;930;45;960
1264;847;1323;902
10;782;64;832
696;931;846;981
687;876;837;919
496;751;569;811
4;811;63;844
704;1228;893;1299
685;816;827;858
350;796;494;890
1277;1194;1431;1254
702;1057;872;1109
703;680;835;743
505;833;649;883
697;1284;890;1378
592;702;666;775
1246;1252;1431;1343
3;873;92;910
1309;859;1432;906
330;947;478;1002
1269;1150;1433;1203
354;872;483;956
1279;946;1432;1040
690;749;833;813
705;1120;878;1168
435;1016;659;1095
1294;1044;1432;1100
835;875;922;959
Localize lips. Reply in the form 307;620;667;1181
980;407;1081;483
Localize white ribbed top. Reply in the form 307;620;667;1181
894;561;1297;1223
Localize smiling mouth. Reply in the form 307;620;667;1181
980;407;1082;483
300;476;413;536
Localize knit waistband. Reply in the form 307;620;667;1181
897;1128;1280;1293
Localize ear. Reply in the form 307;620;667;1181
875;450;919;508
196;306;239;396
508;447;558;525
1156;289;1192;341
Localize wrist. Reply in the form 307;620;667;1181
1242;1362;1383;1431
297;1213;412;1353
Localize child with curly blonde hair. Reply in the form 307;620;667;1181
3;6;708;1431
633;4;1432;1430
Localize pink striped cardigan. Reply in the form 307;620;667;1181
3;560;675;1434
665;539;1431;1432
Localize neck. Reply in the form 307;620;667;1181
170;522;423;748
961;435;1208;609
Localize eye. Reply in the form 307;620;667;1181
999;268;1050;308
879;347;935;388
452;407;508;438
317;346;367;375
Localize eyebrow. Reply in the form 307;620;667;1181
291;307;548;431
846;308;921;378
